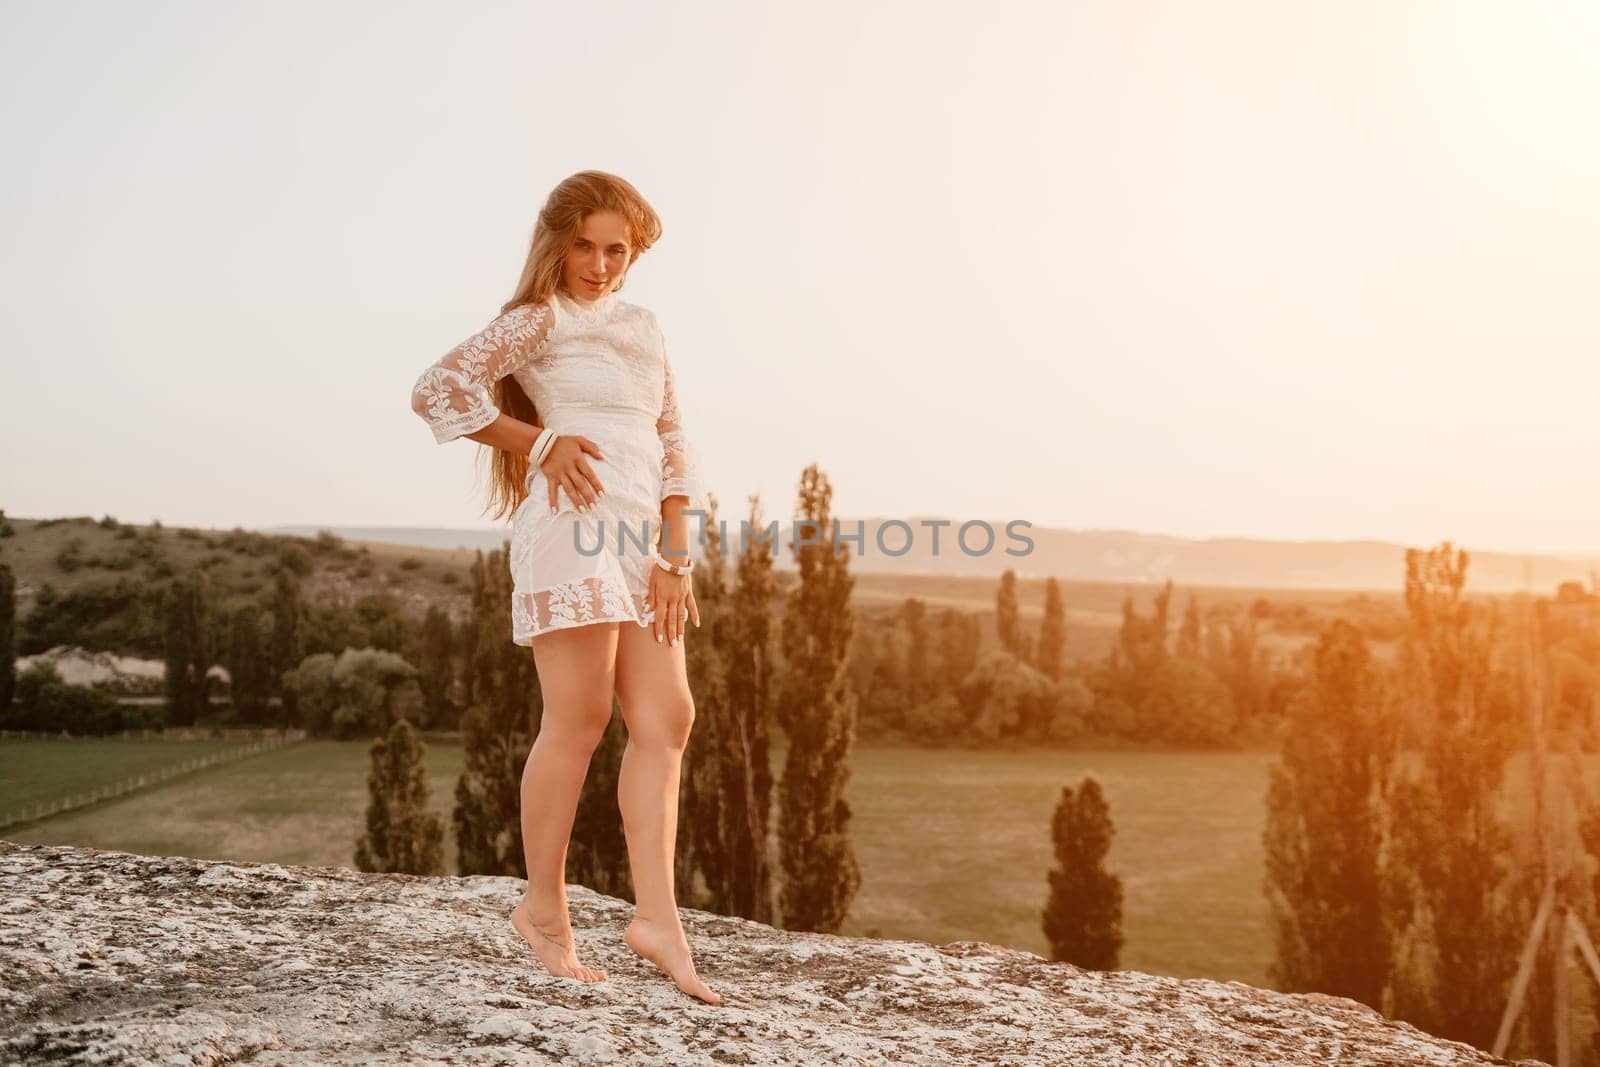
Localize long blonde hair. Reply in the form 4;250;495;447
480;170;663;522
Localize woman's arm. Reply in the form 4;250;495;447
411;299;607;510
473;412;607;511
650;495;700;646
652;314;708;524
463;412;542;456
659;495;694;562
648;313;707;645
410;301;555;444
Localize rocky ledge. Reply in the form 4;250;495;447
0;841;1543;1066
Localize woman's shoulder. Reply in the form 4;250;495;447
479;296;558;332
610;296;662;341
613;295;656;321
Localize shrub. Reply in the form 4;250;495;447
3;661;126;734
313;530;346;554
222;527;275;557
22;577;166;658
277;543;314;577
55;539;87;573
1046;674;1096;743
1142;657;1237;746
905;691;965;741
1090;694;1137;738
959;651;1058;742
282;647;419;739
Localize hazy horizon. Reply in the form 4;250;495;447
3;1;1596;557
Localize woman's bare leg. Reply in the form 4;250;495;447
511;622;619;984
614;619;722;1005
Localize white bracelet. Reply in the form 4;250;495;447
655;552;693;576
529;428;556;467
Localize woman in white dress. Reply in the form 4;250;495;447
409;171;720;1005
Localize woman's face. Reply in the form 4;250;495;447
561;210;632;302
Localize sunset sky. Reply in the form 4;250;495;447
2;1;1596;556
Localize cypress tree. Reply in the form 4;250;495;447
270;568;305;726
453;541;541;877
701;497;778;921
1263;619;1397;1007
417;604;456;730
163;572;212;726
1107;579;1175;723
1041;776;1123;969
1501;601;1585;1065
1177;593;1202;660
1381;542;1522;1048
996;569;1021;657
676;494;733;912
775;464;860;932
224;605;274;724
460;550;491;712
355;718;445;875
1037;578;1066;680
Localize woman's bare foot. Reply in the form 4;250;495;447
624;914;723;1005
510;899;607;983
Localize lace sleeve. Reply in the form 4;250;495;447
653;315;708;512
410;301;554;444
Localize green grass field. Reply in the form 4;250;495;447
3;737;1277;986
3;738;467;872
0;737;252;814
843;744;1274;985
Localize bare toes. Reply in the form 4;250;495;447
684;977;721;1004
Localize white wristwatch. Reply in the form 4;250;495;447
654;552;693;576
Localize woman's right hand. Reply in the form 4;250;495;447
540;434;606;513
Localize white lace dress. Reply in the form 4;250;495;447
410;287;708;644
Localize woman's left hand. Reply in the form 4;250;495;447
647;564;699;647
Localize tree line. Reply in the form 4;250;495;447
1033;545;1600;1064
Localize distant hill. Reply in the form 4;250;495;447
264;520;1598;595
10;513;1585;672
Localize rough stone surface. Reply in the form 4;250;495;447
0;840;1546;1066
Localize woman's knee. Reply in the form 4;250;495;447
631;694;695;750
674;696;697;746
539;698;614;751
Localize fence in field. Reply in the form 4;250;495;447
0;730;308;831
